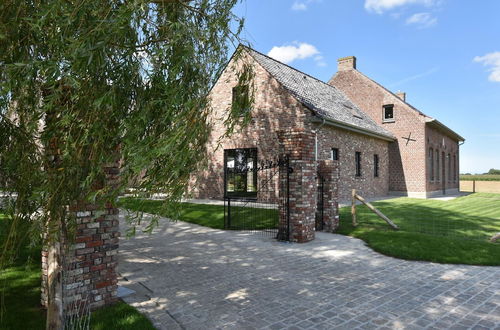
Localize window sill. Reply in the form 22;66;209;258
383;119;395;123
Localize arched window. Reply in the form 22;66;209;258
453;154;457;183
448;153;451;183
435;150;440;182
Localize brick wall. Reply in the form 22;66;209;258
41;164;120;312
329;69;461;196
426;125;460;195
190;52;392;203
313;122;390;202
189;52;312;199
317;160;340;232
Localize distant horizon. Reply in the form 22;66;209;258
233;0;500;174
461;170;500;175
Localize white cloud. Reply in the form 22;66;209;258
291;0;322;11
406;12;437;28
315;55;327;67
267;42;321;65
365;0;437;14
388;67;439;87
474;52;500;82
291;1;307;11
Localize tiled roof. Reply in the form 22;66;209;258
245;47;395;140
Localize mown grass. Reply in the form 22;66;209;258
91;301;154;330
338;193;500;265
118;197;278;230
0;210;154;329
460;174;500;181
0;210;45;330
119;194;500;265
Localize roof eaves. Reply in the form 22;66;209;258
426;118;465;142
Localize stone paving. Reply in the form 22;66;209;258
117;213;500;330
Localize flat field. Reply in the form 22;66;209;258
460;180;500;193
460;174;500;181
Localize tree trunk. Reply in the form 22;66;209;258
46;240;63;330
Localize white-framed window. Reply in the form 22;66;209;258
224;148;257;197
331;148;339;161
383;104;395;122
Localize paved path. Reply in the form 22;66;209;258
117;213;500;330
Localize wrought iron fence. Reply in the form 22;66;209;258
224;156;291;241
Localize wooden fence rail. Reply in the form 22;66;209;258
351;189;399;230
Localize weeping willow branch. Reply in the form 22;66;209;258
0;0;253;326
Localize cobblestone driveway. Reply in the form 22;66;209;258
118;214;500;330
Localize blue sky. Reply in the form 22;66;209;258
232;0;500;174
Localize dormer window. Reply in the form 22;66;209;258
383;104;394;122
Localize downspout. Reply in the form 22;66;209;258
314;117;326;161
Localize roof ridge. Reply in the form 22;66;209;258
240;45;394;140
242;45;346;95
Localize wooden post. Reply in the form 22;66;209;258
473;180;476;193
490;232;500;243
354;193;399;230
351;189;357;227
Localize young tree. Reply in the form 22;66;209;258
0;0;251;328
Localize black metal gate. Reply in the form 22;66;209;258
224;155;291;241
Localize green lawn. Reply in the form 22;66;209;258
118;197;278;230
0;211;45;330
120;194;500;266
91;302;154;330
0;211;154;329
338;193;500;265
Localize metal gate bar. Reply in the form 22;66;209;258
224;156;290;241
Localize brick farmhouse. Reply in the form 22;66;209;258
189;46;464;204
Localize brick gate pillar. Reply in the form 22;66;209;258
278;129;316;243
41;162;120;312
317;160;340;232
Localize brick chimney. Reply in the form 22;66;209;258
337;56;356;71
396;91;406;102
